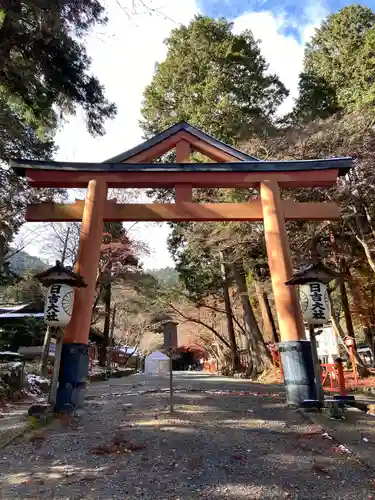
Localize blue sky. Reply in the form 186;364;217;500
198;0;371;19
198;0;373;37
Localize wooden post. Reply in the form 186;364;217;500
49;328;62;407
349;346;358;384
175;139;190;163
39;326;52;377
309;325;324;404
175;140;192;203
55;179;107;412
168;347;174;414
336;358;346;396
107;304;116;378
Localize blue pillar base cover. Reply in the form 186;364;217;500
278;340;317;406
55;343;89;413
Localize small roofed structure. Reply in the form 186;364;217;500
34;260;87;288
0;299;45;322
144;351;170;375
285;262;340;286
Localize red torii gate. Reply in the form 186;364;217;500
11;122;352;410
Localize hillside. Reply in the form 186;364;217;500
148;267;178;286
8;250;47;276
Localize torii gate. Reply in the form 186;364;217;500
11;122;352;409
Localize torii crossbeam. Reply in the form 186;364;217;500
11;121;352;410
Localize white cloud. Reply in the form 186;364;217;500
55;0;200;162
233;4;327;115
17;2;327;270
304;1;329;28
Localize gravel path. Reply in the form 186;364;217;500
0;372;374;499
0;401;32;448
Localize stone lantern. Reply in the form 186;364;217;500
35;261;87;327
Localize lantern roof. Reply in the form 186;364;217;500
285;261;340;286
35;261;87;288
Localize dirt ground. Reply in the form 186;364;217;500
0;372;374;499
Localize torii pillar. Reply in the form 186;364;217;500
56;179;107;411
261;181;316;405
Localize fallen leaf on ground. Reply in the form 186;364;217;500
298;432;321;441
311;463;330;476
90;440;146;455
113;433;128;446
30;435;45;443
90;445;116;455
127;441;147;451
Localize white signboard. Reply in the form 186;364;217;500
305;326;340;361
44;284;74;326
163;322;178;349
49;340;56;355
300;282;330;325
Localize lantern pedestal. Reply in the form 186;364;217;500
278;340;317;406
55;343;89;412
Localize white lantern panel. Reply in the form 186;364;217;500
44;284;74;326
299;282;330;325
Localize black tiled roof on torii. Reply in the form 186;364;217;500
10;121;353;177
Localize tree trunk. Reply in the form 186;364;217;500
232;263;272;374
0;234;6;272
339;258;355;338
345;264;373;355
99;280;111;367
219;251;239;372
254;280;279;343
352;201;375;275
356;235;375;275
107;304;116;375
214;342;227;372
329;293;370;377
0;2;22;72
330;233;357;342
